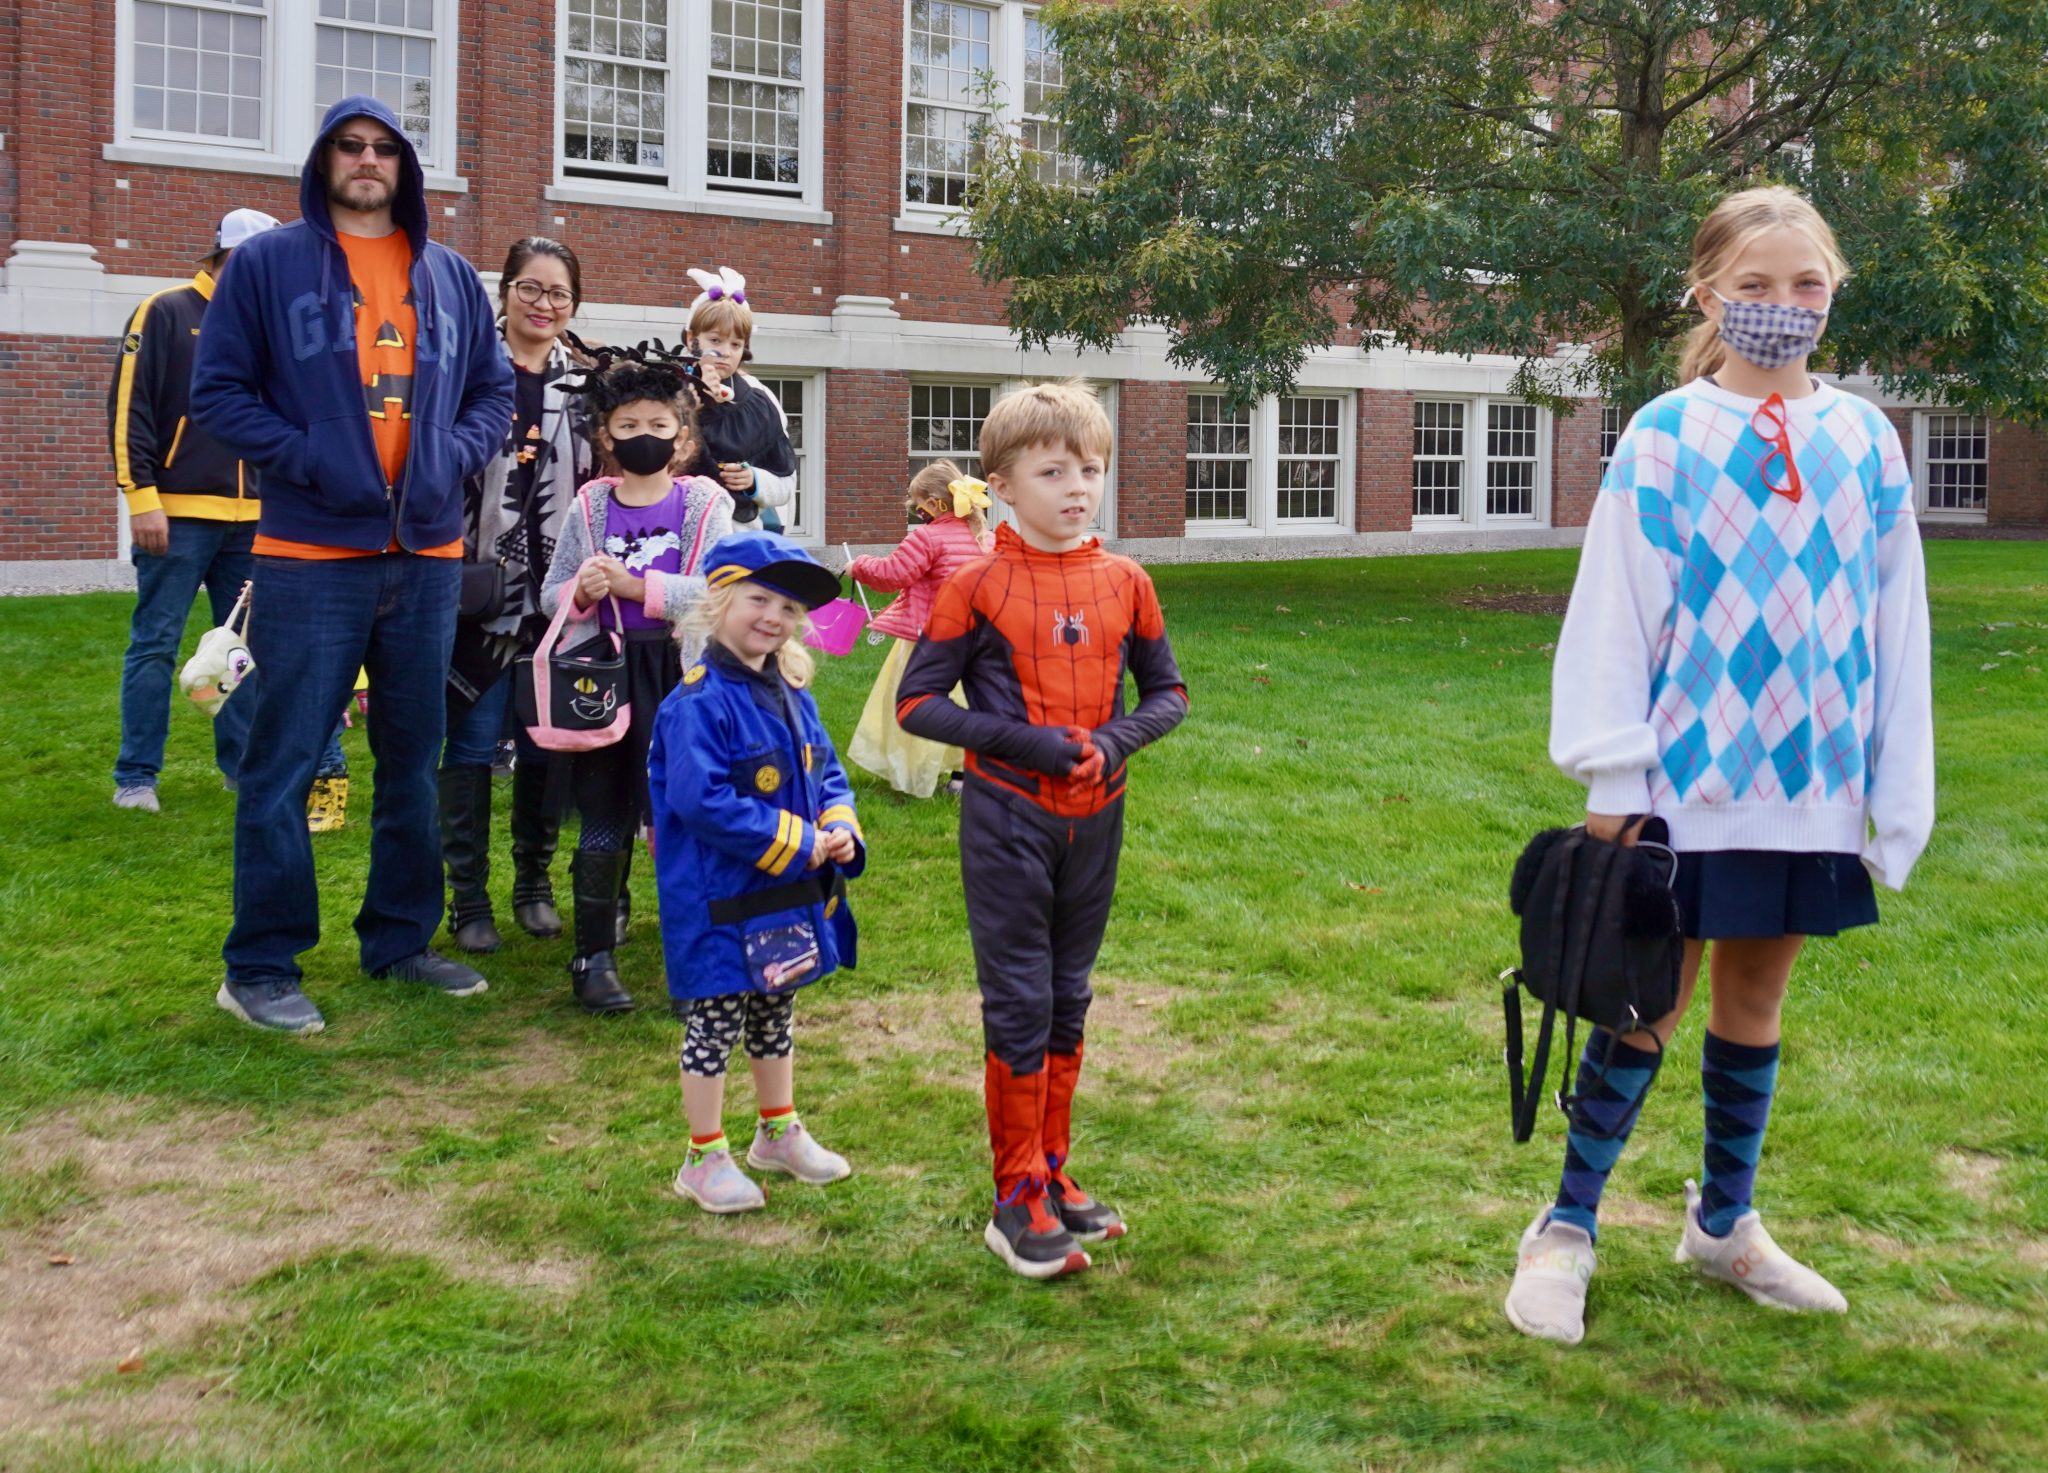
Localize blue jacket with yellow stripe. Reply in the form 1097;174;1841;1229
650;640;865;1002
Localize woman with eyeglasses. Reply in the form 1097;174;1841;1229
439;237;595;956
1505;187;1934;1346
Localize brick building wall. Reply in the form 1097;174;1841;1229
2;0;2039;585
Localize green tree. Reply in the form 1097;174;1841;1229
963;0;2048;418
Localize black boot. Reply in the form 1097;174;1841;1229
615;841;635;946
509;754;562;939
569;848;635;1015
438;764;501;953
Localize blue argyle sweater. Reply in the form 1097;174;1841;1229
1550;378;1934;889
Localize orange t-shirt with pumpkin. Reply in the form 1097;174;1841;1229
254;228;460;560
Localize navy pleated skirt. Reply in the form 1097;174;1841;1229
1670;850;1878;941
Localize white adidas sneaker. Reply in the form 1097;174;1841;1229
1505;1207;1596;1345
1674;1179;1847;1313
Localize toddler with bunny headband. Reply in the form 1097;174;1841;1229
845;458;996;797
682;265;799;532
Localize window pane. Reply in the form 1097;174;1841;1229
312;0;435;157
1412;400;1465;518
1485;402;1539;517
909;383;991;485
905;103;983;206
1276;395;1340;520
754;377;809;533
1186;394;1252;522
133;1;268;143
707;0;804;195
1924;413;1988;512
565;0;669;180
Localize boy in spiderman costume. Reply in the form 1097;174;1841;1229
897;380;1187;1279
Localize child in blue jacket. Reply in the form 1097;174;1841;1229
650;531;865;1214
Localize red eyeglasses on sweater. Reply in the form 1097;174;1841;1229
1750;393;1804;504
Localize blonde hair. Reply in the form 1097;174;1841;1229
977;378;1113;479
677;580;816;689
906;458;988;537
1679;186;1850;385
689;296;753;347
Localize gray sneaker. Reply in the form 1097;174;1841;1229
746;1118;851;1184
216;978;326;1035
372;949;489;997
113;784;161;813
674;1149;767;1214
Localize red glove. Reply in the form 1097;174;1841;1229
1064;725;1104;785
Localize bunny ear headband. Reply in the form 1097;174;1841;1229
947;476;992;517
686;266;749;327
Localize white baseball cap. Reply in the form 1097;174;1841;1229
214;208;282;253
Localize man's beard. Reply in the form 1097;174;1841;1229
327;172;395;213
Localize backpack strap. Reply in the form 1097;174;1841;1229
1509;829;1585;1143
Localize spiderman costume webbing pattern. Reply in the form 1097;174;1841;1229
898;525;1186;1199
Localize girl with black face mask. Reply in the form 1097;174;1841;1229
535;360;735;1015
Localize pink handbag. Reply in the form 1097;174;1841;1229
515;491;631;752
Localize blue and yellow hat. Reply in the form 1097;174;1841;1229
702;530;841;610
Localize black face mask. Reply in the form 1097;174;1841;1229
612;433;676;476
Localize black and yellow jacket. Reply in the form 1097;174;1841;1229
107;272;258;520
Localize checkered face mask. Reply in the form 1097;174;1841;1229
1692;286;1830;370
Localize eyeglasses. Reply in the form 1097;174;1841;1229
332;137;403;158
510;279;576;310
1751;393;1804;504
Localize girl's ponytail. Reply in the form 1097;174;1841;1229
1679;318;1726;386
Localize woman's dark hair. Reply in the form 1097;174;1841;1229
498;235;582;310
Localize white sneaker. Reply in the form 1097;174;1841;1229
1675;1179;1847;1313
113;784;160;812
1504;1207;1595;1345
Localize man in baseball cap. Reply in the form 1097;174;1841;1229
107;206;283;813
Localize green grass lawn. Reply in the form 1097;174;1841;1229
1;543;2044;1472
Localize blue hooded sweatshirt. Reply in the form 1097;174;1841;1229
190;96;513;552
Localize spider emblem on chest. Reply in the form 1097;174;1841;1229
1051;608;1090;647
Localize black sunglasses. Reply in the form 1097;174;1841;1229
332;137;403;158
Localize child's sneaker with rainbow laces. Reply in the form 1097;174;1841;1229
673;1142;766;1214
1675;1179;1847;1313
986;1178;1090;1280
1046;1159;1125;1243
746;1116;851;1185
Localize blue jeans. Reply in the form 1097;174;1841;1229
444;664;515;768
223;553;460;984
217;670;348;782
114;518;255;787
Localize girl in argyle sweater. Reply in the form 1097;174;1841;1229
1505;187;1934;1345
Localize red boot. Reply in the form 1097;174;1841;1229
983;1053;1088;1279
1043;1044;1125;1243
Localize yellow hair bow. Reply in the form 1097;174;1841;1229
948;476;992;517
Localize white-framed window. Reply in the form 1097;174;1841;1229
753;372;822;541
116;0;459;177
1912;410;1989;518
1600;403;1622;468
1185;390;1353;533
903;1;1077;213
1411;396;1551;527
909;381;994;483
911;378;1117;535
556;0;824;214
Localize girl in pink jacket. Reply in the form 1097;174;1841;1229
845;459;995;796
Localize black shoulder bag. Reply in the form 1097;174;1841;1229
1502;817;1684;1144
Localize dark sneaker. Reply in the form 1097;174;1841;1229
985;1180;1090;1280
373;949;489;997
1048;1166;1127;1244
217;978;326;1035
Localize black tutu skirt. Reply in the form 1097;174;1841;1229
1671;850;1878;941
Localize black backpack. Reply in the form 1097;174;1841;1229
1502;817;1685;1143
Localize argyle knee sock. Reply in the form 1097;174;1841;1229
1550;1034;1661;1242
1699;1031;1780;1237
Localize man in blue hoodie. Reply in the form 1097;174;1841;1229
192;97;515;1034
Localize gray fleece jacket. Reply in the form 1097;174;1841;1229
539;476;735;628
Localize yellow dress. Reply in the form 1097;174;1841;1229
848;637;965;798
